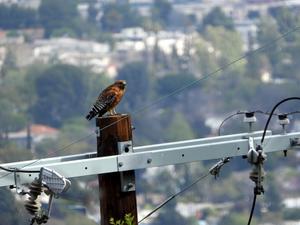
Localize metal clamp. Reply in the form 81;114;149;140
246;138;266;195
209;157;231;179
117;141;135;192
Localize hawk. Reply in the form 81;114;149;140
85;80;126;120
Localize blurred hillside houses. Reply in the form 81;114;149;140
0;28;194;77
7;124;58;151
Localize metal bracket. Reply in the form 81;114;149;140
13;171;25;195
118;141;133;154
246;138;266;195
291;138;300;149
247;137;258;164
209;157;231;179
117;141;135;192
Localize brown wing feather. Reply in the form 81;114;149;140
86;83;125;120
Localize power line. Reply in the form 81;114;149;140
138;172;210;224
96;25;300;139
0;166;39;174
261;97;300;144
247;192;257;225
218;111;245;136
138;157;232;224
74;24;300;163
2;23;299;179
217;110;283;136
0;132;95;178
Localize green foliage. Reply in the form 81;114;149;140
204;26;243;68
0;4;38;29
156;72;196;97
0;188;26;225
117;61;152;111
151;0;173;27
194;27;244;83
100;3;143;32
64;213;97;225
152;199;194;225
283;208;300;220
0;69;30;137
269;6;300;42
220;212;252;225
109;213;135;225
0;99;26;133
31;64;88;127
165;112;195;142
264;174;282;212
39;0;79;37
0;143;33;162
35;118;92;157
200;7;234;32
1;48;16;78
124;213;135;225
257;16;285;76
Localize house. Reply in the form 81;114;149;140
8;124;59;150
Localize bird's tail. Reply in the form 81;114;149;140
85;110;97;121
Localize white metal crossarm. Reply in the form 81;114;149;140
0;130;270;170
1;130;300;188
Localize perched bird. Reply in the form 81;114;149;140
86;80;127;120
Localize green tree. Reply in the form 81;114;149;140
204;26;243;68
257;16;285;77
151;0;173;27
0;188;26;225
193;36;219;77
246;33;271;80
1;49;16;78
117;61;152;111
200;7;234;32
165;112;195;142
152;199;196;225
100;3;143;32
264;174;282;212
269;6;300;42
39;0;79;37
65;213;97;225
193;26;244;87
155;72;197;107
156;72;196;97
0;99;26;142
0;4;38;29
31;64;88;128
282;35;300;79
220;212;251;225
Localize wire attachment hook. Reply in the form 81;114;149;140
209;157;231;179
247;139;266;195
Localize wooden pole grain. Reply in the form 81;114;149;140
96;115;138;225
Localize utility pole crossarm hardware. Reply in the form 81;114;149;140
1;130;300;188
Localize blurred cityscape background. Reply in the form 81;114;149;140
1;0;300;224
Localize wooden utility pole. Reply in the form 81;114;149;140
96;114;138;225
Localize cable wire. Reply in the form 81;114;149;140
90;24;300;145
247;192;257;225
138;172;210;224
0;132;95;178
261;97;300;144
218;111;245;136
2;23;300;178
217;110;281;136
0;166;40;173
